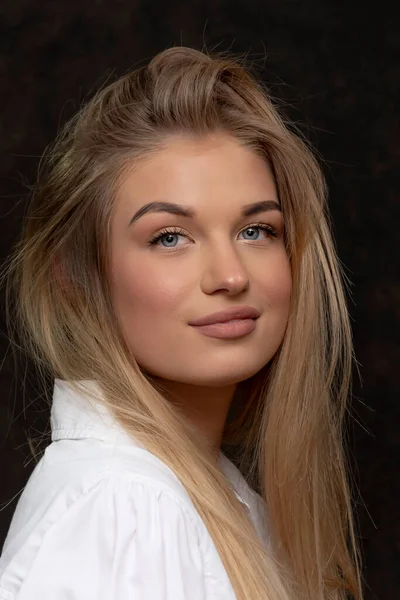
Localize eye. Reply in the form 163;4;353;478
238;223;277;241
148;227;189;248
148;222;278;249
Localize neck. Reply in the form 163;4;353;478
152;378;237;452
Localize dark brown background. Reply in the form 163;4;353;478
0;2;399;599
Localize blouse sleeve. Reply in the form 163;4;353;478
15;476;208;600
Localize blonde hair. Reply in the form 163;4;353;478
1;46;364;599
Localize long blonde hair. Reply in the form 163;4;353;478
1;46;364;599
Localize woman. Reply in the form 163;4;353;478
0;46;363;599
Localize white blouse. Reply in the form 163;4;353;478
0;379;271;599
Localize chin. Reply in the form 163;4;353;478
177;363;264;387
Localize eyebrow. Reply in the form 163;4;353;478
128;199;281;226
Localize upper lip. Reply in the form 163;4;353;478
188;305;261;326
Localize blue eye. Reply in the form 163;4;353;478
148;228;187;247
239;225;275;240
157;232;180;247
148;223;277;248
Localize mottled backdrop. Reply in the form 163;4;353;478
0;1;398;599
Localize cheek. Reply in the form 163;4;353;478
112;256;190;318
258;254;292;308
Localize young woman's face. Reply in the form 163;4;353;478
110;132;292;387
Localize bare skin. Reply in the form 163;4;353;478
110;132;292;452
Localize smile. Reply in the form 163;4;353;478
190;318;257;339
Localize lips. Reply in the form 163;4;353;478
188;306;260;327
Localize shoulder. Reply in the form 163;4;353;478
15;438;202;528
0;470;224;600
2;439;208;558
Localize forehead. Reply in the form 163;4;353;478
115;132;278;219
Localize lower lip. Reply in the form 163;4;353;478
190;318;257;339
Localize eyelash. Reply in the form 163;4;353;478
148;222;278;247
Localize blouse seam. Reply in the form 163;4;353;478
0;585;14;600
106;473;216;599
13;473;213;600
105;472;214;593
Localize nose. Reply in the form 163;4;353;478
199;241;250;296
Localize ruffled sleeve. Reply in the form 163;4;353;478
13;476;208;600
